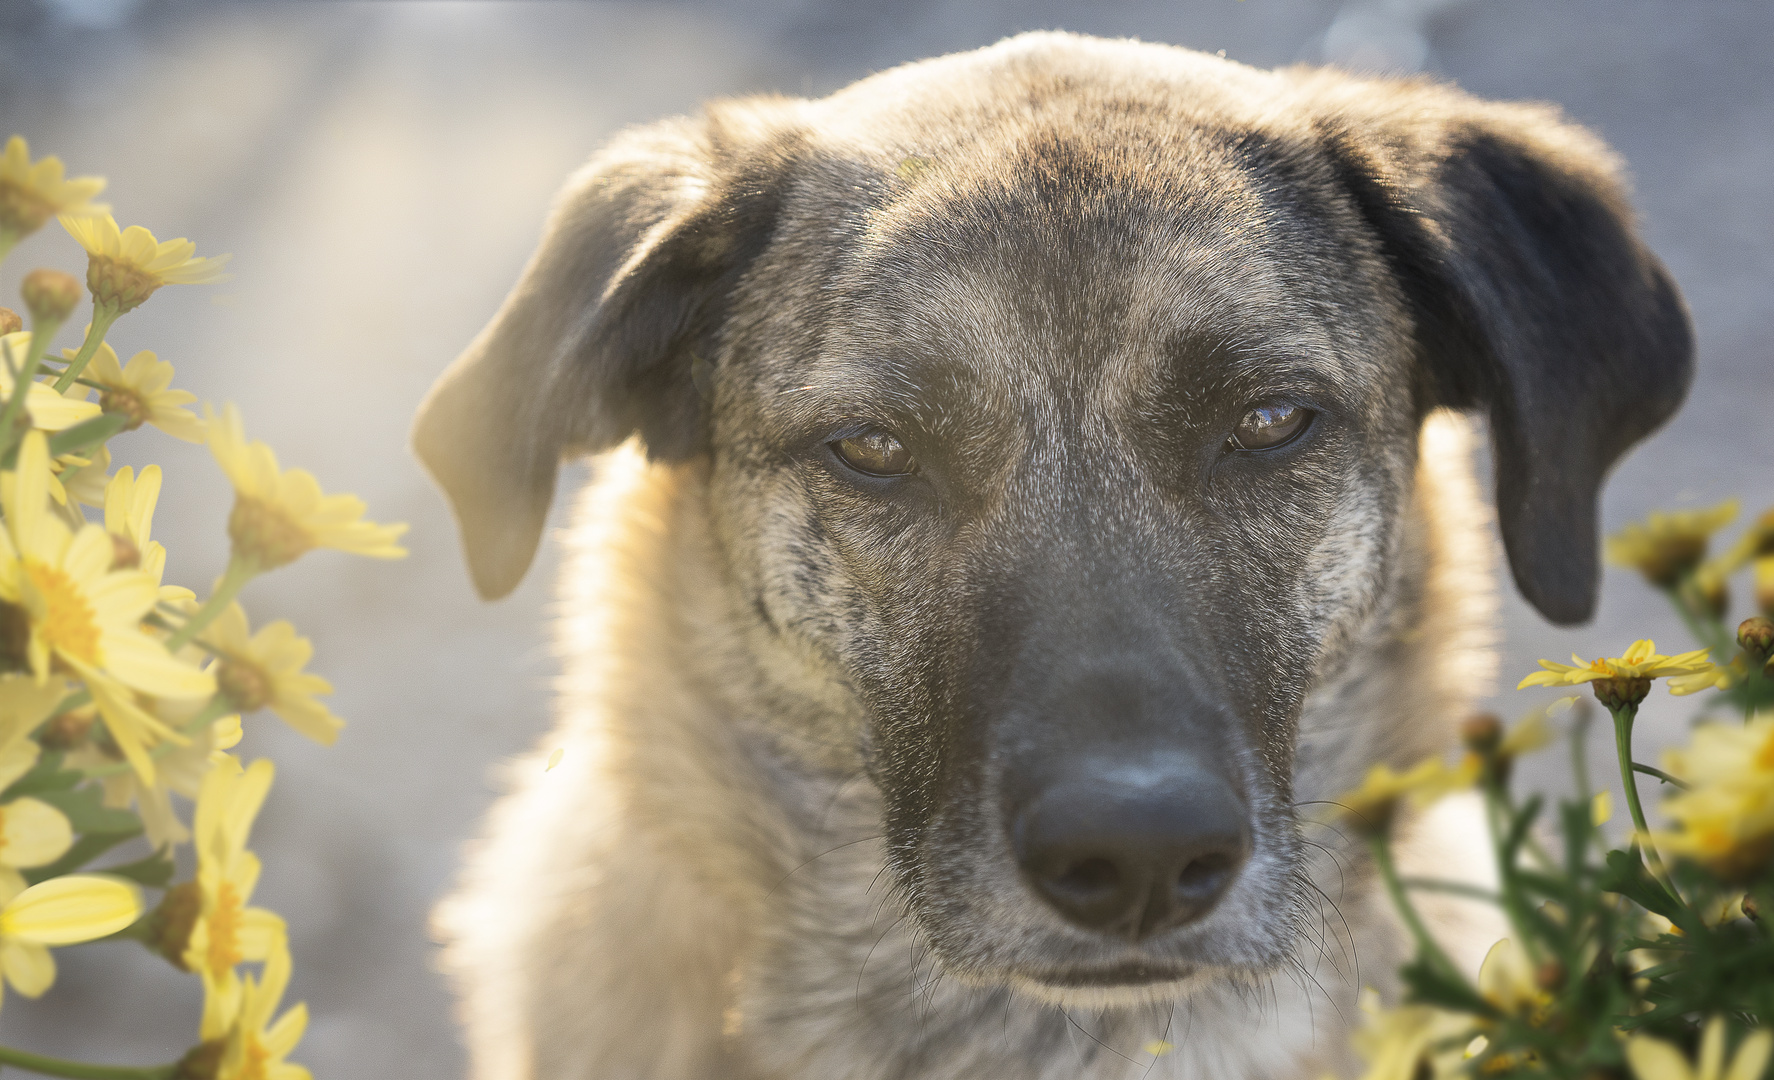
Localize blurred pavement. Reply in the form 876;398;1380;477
1;1;1769;1075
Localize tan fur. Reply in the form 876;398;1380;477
436;412;1502;1079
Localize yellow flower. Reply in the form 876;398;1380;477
0;740;75;897
1349;987;1473;1080
0;332;103;432
0;872;141;1014
68;702;238;850
1518;639;1717;710
102;464;192;603
215;940;311;1080
203;603;342;746
1606;501;1739;586
1329;755;1478;833
60;214;231;314
0;136;107;255
1651;715;1774;880
74;340;204;442
51;443;111;511
1625;1017;1773;1080
185;756;287;1039
0;431;213;783
206;404;407;570
1476;938;1550;1022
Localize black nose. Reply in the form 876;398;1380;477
1012;756;1250;940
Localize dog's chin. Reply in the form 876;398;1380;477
995;964;1225;1009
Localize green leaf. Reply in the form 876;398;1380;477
0;750;81;800
1601;849;1686;922
97;847;176;888
33;785;142;834
22;830;137;885
1400;958;1496;1017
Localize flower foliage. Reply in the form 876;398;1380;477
1341;502;1774;1080
0;136;406;1079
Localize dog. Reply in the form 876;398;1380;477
413;32;1692;1080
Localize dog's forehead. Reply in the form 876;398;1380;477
751;123;1389;439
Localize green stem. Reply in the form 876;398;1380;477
1631;763;1691;790
1399;876;1502;905
1482;780;1544;963
0;1044;175;1080
51;303;121;393
1371;833;1468;983
1609;705;1681;901
78;696;235;780
164;555;255;654
0;315;61;455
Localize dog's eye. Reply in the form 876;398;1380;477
831;429;917;477
1227;404;1312;452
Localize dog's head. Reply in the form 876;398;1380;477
416;35;1689;998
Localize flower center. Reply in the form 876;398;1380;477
85;254;162;314
23;558;102;668
205;880;244;979
217;657;273;712
99;387;150;431
237;1038;273;1080
229;496;313;571
0;179;56;235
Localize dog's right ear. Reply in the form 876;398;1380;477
413;110;792;599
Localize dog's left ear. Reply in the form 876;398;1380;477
1306;78;1694;625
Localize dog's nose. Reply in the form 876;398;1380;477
1012;756;1250;939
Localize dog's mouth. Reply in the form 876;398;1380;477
1015;959;1202;989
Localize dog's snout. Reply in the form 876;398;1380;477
1012;756;1249;940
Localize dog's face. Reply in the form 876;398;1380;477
416;35;1690;998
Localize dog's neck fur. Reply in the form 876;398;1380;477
440;413;1499;1080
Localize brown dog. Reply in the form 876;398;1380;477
415;32;1690;1079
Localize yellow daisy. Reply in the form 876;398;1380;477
1625;1017;1773;1080
74;340;204;442
1476;937;1551;1024
0;739;76;898
0;332;103;432
69;702;239;850
51;443;111;512
1606;501;1739;587
204;603;342;746
0;431;213;783
1328;755;1478;834
0;136;107;256
60;214;231;315
1652;715;1774;881
102;464;192;603
206;404;407;571
0;872;141;1016
183;756;287;1040
216;940;312;1080
1349;987;1472;1080
1668;656;1745;697
1518;639;1717;709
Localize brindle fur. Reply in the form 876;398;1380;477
415;32;1691;1080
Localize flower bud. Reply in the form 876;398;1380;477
36;708;95;751
0;307;20;335
1461;713;1503;754
1684;564;1728;621
1592;676;1651;711
173;1039;225;1080
1740;616;1774;665
217;655;272;711
146;881;202;970
20;267;83;325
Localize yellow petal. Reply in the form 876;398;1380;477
0;874;141;945
546;748;564;772
0;797;74;869
1626;1034;1697;1080
0;939;54;998
1591;790;1613;827
1725;1031;1774;1080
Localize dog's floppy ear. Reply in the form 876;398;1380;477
413;109;791;599
1307;78;1694;625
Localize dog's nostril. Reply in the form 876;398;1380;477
1176;852;1236;904
1050;857;1121;903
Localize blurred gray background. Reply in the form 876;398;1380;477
1;0;1769;1075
